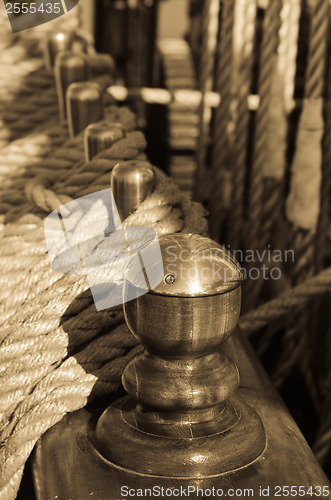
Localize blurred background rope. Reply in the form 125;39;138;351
209;0;235;240
227;0;256;250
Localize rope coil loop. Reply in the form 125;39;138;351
0;99;208;499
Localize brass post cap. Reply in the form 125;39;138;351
43;31;75;72
66;82;104;137
111;160;156;221
84;121;126;161
125;233;243;297
54;51;89;122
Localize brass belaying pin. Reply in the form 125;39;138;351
84;121;126;162
67;82;104;138
110;160;156;221
43;31;75;72
54;51;89;122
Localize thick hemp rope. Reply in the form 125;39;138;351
0;105;136;232
0;20;55;144
238;267;331;335
1;130;330;498
0;115;208;500
0;55;59;148
0;120;67;188
0;108;142;321
0;205;207;500
0;107;140;318
0;82;58;145
2;5;331;491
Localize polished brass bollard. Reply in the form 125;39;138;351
110;160;156;220
95;233;266;477
43;31;75;72
84;121;125;162
32;235;330;497
54;51;89;122
43;31;96;72
66;82;104;137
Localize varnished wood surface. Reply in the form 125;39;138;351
32;329;331;500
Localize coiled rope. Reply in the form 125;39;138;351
0;105;135;234
0;108;137;322
0;104;208;499
0;120;67;187
0;80;57;148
